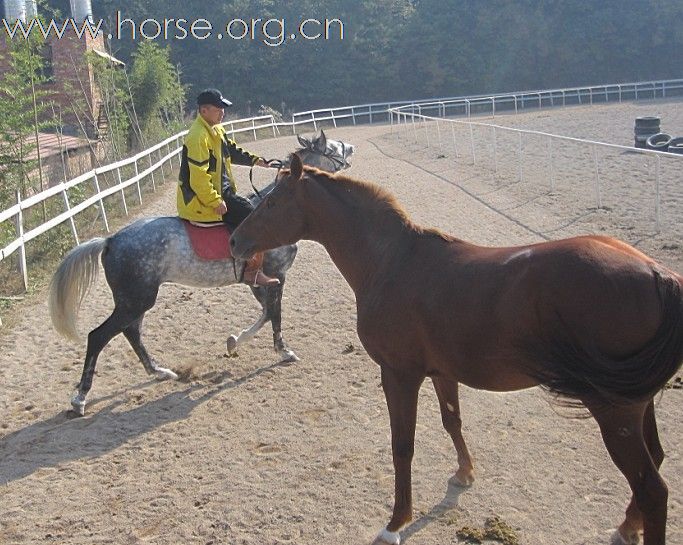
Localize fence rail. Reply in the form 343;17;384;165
1;78;682;297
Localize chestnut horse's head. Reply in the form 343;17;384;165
231;153;307;260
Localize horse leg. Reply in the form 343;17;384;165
432;378;474;486
122;316;178;381
375;366;424;545
613;400;666;545
227;283;298;363
587;400;668;545
72;306;135;415
263;282;298;363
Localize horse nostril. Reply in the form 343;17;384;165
229;238;236;248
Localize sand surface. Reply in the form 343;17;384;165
0;99;681;545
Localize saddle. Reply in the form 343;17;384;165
182;220;232;260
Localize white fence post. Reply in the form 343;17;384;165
517;132;523;182
14;190;28;292
450;122;459;158
62;187;79;245
492;126;498;176
116;167;128;216
548;138;555;191
655;155;661;231
592;144;602;208
469;123;476;165
148;153;157;191
93;174;110;232
133;159;143;204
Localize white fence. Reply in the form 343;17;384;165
387;87;683;234
1;78;682;296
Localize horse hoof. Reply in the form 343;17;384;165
154;367;179;381
373;528;400;545
226;335;238;355
279;349;299;363
611;529;640;545
453;469;475;487
70;394;86;416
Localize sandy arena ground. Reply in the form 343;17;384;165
0;99;681;545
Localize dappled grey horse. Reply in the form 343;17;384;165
49;130;354;415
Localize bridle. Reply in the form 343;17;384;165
248;158;285;200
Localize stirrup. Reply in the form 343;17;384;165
246;269;280;288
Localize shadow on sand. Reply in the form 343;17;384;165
0;359;294;485
400;476;469;543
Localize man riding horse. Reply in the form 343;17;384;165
178;88;280;287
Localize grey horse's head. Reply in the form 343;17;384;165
295;129;354;172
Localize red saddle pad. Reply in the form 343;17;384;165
182;220;232;260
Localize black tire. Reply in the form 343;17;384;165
635;116;661;129
634;127;659;136
667;136;683;155
645;133;671;151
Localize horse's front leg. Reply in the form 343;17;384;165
264;282;298;363
226;302;269;355
374;366;424;545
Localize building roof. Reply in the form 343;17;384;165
24;132;94;161
92;49;126;67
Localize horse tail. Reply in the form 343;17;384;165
528;267;683;407
48;237;108;342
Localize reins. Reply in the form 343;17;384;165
249;158;285;199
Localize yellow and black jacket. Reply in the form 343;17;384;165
177;114;260;222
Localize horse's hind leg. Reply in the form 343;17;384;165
432;378;474;486
122;316;178;380
72;306;135;415
587;400;668;545
613;400;666;545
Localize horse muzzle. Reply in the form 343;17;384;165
229;233;256;260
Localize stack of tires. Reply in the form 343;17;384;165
646;132;672;152
634;117;660;149
668;137;683;155
634;117;683;154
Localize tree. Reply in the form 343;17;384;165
128;41;186;147
0;35;51;205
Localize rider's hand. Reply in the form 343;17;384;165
256;158;271;168
214;201;228;215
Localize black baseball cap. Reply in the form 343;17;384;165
197;88;233;108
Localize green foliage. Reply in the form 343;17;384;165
0;33;51;205
89;0;683;113
128;41;186;147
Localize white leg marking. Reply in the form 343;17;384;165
70;392;86;416
154;367;179;381
446;402;455;412
376;527;400;545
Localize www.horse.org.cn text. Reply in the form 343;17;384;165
1;11;345;47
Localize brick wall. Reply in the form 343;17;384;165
0;28;106;137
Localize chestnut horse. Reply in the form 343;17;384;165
230;154;683;545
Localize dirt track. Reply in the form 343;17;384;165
1;99;681;545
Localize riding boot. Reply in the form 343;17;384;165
242;252;280;287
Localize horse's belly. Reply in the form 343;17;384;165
163;257;239;287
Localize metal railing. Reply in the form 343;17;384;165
388;90;683;235
1;78;682;296
0;115;279;293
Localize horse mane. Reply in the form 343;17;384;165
300;164;454;242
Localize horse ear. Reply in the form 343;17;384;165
290;153;304;181
314;129;327;152
297;135;310;149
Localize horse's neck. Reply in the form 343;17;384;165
309;183;412;294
